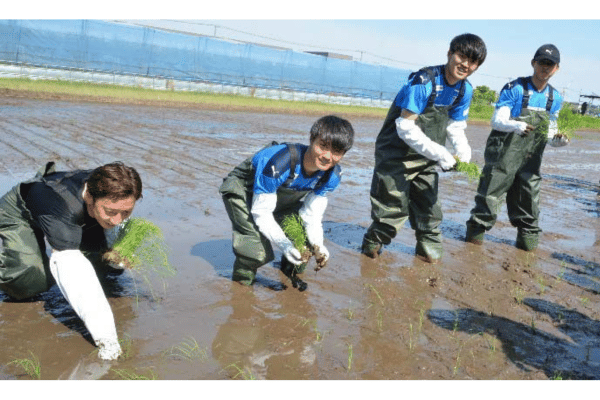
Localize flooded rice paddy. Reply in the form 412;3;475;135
1;94;600;380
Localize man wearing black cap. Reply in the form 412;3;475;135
465;44;568;251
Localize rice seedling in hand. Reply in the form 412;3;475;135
281;214;312;264
454;159;481;182
103;217;175;277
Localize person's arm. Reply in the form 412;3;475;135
49;249;122;360
298;192;329;263
396;109;456;170
445;119;471;163
490;106;532;134
251;193;303;265
547;108;569;147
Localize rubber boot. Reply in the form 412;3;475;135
465;222;485;245
516;230;539;252
280;256;307;291
231;259;257;286
361;236;383;259
415;240;443;264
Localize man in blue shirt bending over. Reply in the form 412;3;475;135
219;115;354;290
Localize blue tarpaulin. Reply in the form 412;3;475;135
0;20;411;101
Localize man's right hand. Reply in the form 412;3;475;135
438;151;457;171
283;245;303;265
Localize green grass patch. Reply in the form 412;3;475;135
0;76;389;118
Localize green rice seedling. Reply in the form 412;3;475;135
281;213;327;271
536;275;547;295
454;159;481;182
346;308;355;321
119;335;134;360
224;363;256;380
105;218;174;275
112;368;157;380
556;106;579;140
167;337;208;361
511;286;526;304
8;351;41;379
579;297;590;306
347;343;354;371
365;283;385;306
376;310;383;331
300;318;324;342
104;218;176;301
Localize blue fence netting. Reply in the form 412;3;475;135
0;20;411;102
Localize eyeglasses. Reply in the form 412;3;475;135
537;60;557;67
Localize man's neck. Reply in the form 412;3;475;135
530;75;548;92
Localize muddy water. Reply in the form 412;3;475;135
1;97;600;380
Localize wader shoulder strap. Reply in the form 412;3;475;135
545;84;555;112
452;79;466;108
519;77;555;114
283;143;300;188
519;77;531;114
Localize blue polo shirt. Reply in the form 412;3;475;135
394;64;474;121
252;143;341;196
496;77;562;119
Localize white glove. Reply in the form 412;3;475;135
547;116;569;147
548;134;569;147
49;250;122;360
396;116;456;169
491;106;529;135
96;338;122;361
446;119;471;163
299;193;329;263
251;193;303;266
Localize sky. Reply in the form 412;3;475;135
7;1;600;104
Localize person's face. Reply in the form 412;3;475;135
305;139;345;173
532;59;559;85
86;195;136;229
446;50;480;85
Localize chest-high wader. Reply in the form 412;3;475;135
0;162;58;299
365;67;466;261
467;77;555;250
219;142;332;284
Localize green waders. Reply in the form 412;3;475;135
363;101;455;262
466;110;550;251
219;149;309;285
0;162;57;300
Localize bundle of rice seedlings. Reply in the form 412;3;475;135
281;214;312;265
103;217;175;278
454;159;481;182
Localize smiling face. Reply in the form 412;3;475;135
303;139;345;175
84;191;136;230
445;51;480;85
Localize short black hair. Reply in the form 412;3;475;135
309;115;354;153
449;33;487;66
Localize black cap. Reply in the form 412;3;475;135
533;44;560;64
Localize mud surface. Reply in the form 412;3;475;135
1;93;600;380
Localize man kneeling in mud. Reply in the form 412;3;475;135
219;115;354;291
0;162;142;360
